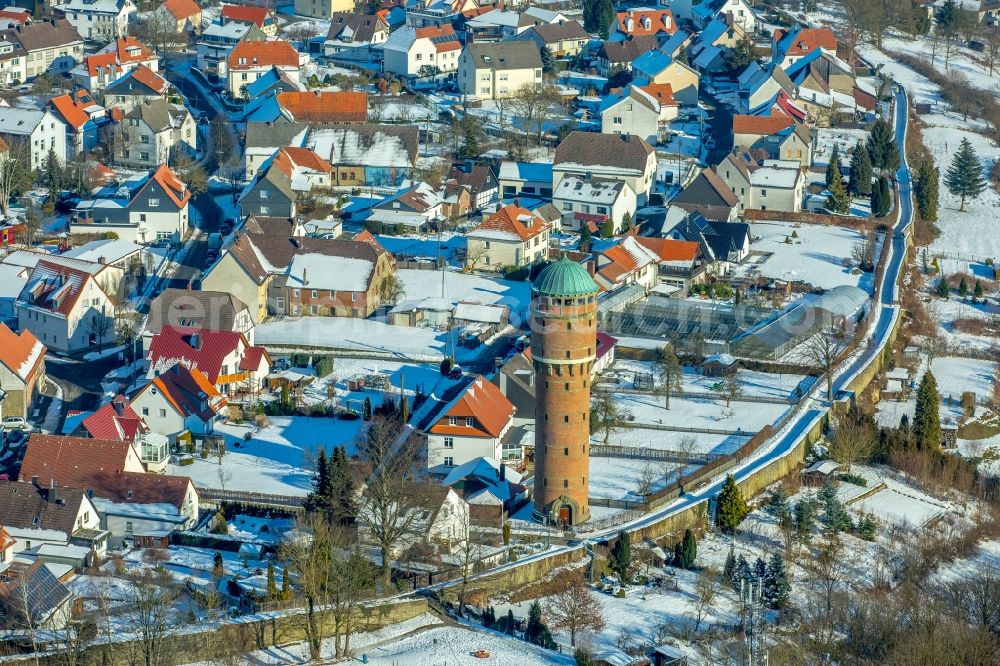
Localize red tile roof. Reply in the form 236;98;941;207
111;36;155;64
429;376;514;438
277;146;333;174
732;112;794;136
774;27;837;57
221;3;270;26
0;323;44;383
471;204;549;242
129;64;170;94
635;237;700;262
148;164;191;209
82;51;121;78
228;39;298;70
0;9;30;26
162;0;201;21
615;8;676;36
19;259;104;318
82;395;149;442
139;364;226;423
640;83;677;107
48;90;94;130
238;346;270;371
275;90;368;123
147;325;249;383
415;24;461;52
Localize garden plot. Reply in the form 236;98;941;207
395;268;532;321
734;222;874;291
814;127;870;169
849;484;948;528
608;360;811;401
295;358;457;410
597;427;744;456
611;392;791;434
926;296;1000;355
358;625;574;666
586;457;702;502
876;356;996;430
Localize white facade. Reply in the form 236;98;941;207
552;176;638;233
0;40;26;85
601;93;660;144
130;386;217;441
66;0;136;40
16;274;116;354
6;497;100;555
382;26;460;78
0;109;67;169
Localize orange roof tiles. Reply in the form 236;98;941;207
280;146;333;173
150;165;191;209
641;83;677;107
275;90;367;123
49;91;91;130
473;204;549;242
732;112;794;136
635;237;700;262
83;51;120;78
228;39;299;70
0;323;44;382
221;3;270;26
162;0;201;21
415;24;461;52
429;376;514;439
775;26;837;57
112;36;154;63
129;64;170;94
615;8;676;36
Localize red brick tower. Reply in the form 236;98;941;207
530;256;599;527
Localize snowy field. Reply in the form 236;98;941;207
611;392;791;434
735;222;874;291
588;456;700;501
597;427;744;456
396;269;533;321
926;289;1000;355
607;361;812;400
850;485;948;528
359;625;574;666
814;127;871;169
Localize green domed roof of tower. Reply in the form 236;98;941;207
532;255;598;297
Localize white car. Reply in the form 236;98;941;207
2;416;32;432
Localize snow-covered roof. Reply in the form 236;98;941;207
552;175;630;205
286;253;373;292
62;239;142;264
803;459;840;475
453;301;507;324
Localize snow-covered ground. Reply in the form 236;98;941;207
596;427;743;455
359;625;574;666
926;294;1000;355
814;127;871;169
608;361;812;400
611;392;790;434
734;222;874;291
876;356;996;430
850;484;948;528
395;268;532;321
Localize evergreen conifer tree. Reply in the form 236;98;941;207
867;118;899;173
506;609;515;635
763;553;790;609
945;137;986;212
753;557;766;580
975;280;984;298
363;396;372;421
826;168;851;213
870;177;891;217
959;277;968;298
681;528;697;569
281;567;291;599
913;371;942;451
579;224;592;253
731;554;751;587
916;158;940;222
765;486;789;516
266;562;278;599
716;475;749;532
599;218;615;237
583;0;615;38
793;499;816;547
304;449;331;517
819;481;851;535
540;45;554;74
672;542;684;568
825;144;841;187
848;140;873;196
937;277;950;299
723;545;736;581
608;530;632;581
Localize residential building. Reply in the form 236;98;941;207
464;8;538;42
601;85;676;145
415;374;517;470
0;36;27;85
448;164;499;211
687;15;747;72
513;20;589;57
466;204;551;270
19;434;200;538
244;121;308;180
294;0;353;19
498;161;553;199
0;324;44;420
245;90;367;125
220;4;277;36
737;62;797;114
0;19;84;79
771;25;837;69
201;232;397;319
0;561;74;630
634;236;707;291
307;124;418;187
0;8;30;29
0;481;102;558
60;238;144;270
117;99;196;169
664;212;750;270
441;457;528;516
227;39;301;99
405;0;478;28
152;0;202;34
238;153;298;219
71;164;191;244
594;35;660;76
552;131;657;204
15;256;121;354
130;364;226;440
71;36;158;91
672;168;740;222
383;24;461;79
196;21;265;75
47;89;108;159
324;12;389;62
610;8;677;41
716;153;804;213
102;64;170;113
458;41;542;100
732;113;813;167
380;484;469;555
630;47;700;105
784;47;855;97
146;326;271;396
551;176;637;233
65;0;135;41
144;288;254;348
368;181;443;232
0;108;67;169
81;394;148;443
594;235;661;292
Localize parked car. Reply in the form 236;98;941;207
2;417;32;432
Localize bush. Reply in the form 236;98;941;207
614;588;626;598
255;414;269;428
839;472;867;487
314;356;334;378
178;456;194;467
199;449;209;459
338;411;360;420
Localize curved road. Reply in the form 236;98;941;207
424;87;915;591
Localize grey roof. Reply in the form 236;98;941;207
326;12;387;42
127;99;186;133
672;169;739;220
554;131;654;172
0;19;81;52
245;121;308;149
145;288;250;337
0;561;72;630
464;41;542;71
0;480;86;536
598;35;661;63
525;20;589;44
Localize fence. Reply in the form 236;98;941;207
199;488;306;510
612;420;757;437
601;386;796;405
589;444;724;464
743;208;874;229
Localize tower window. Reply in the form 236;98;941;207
564;447;568;456
563;479;568;488
565;350;570;359
566;322;571;330
544;413;549;421
565;383;570;391
564;415;569;422
544;478;548;486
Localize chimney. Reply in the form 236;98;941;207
98;256;106;265
48;479;58;505
112;395;125;417
302;267;308;285
587;257;596;277
499;463;506;481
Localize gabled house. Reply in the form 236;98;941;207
0;109;67;170
594;35;661;76
737;62;797;115
368;181;444;232
631;47;699;105
458;41;542;100
244;121;308;180
47;89;108;159
238;151;301;220
498;161;553;200
672;168;740;222
294;0;353;19
784;47;855;96
513;19;589;57
227;39;302;100
441;457;528;515
771;25;837;69
463;9;538;42
71;36;158;91
594;235;661;292
0;34;27;86
383;24;461;79
307;124;419;187
732;113;813;167
405;0;478;28
147;326;271;396
688;15;747;72
19;434;200;538
449;165;499;211
553;131;657;204
15;256;120;354
81;394;149;444
716;153;804;213
152;0;203;34
324;12;389;62
241;67;306;107
130;363;226;439
245;90;367;125
102;64;171;113
65;0;135;41
0;560;74;630
466;204;551;270
0;481;102;559
201;232;397;319
144;288;254;348
0;323;45;420
196;19;265;75
664;212;750;271
601;84;676;145
551;176;637;233
634;236;707;291
118;99;196;169
71;164;191;245
415;374;517;470
0;19;84;79
610;8;677;42
220;3;277;36
0;8;30;29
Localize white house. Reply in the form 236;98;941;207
0;108;67;169
601;85;673;145
457;40;542;100
382;24;461;79
65;0;136;41
552;176;637;233
130;363;227;440
227;39;302;99
118;99;196;169
0;482;102;556
466;204;551;271
553;131;657;205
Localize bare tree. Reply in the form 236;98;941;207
829;406;877;471
120;570;180;666
590;386;631;445
115;308;143;384
280;513;334;661
692;568;720;632
852;228;878;271
0;138;32;216
328;538;376;658
509;83;563;147
355;415;428;589
454;524;484;617
378;273;405;306
216;465;233;491
802;324;843;403
714;373;742;409
809;537;846;642
635;461;657;496
546;573;606;647
87;308;115;353
653;343;683;410
984;24;1000;75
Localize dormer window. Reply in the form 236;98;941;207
465;417;473;427
448;416;457;425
